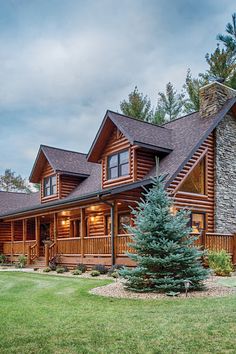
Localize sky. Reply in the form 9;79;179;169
0;0;235;178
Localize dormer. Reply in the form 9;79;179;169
87;110;173;189
29;145;92;203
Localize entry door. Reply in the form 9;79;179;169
40;223;51;245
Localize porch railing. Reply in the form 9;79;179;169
57;237;81;255
3;240;36;255
84;236;111;255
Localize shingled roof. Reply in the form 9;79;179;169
87;110;173;162
30;145;95;183
1;97;236;218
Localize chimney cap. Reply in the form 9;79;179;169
199;80;236;93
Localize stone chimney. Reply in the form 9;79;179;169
199;81;236;118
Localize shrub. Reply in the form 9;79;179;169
208;250;233;276
108;264;124;275
72;269;82;276
43;267;51;273
0;254;6;265
110;271;119;279
18;255;27;268
75;263;87;273
56;267;65;274
49;255;60;271
91;270;100;277
92;264;108;274
63;266;69;272
33;268;39;272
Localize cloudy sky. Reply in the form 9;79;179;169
0;0;235;177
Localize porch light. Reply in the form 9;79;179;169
90;216;95;222
61;219;66;226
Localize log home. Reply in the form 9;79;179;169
1;81;236;268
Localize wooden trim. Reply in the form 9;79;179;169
80;208;86;259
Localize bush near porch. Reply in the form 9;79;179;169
0;272;236;354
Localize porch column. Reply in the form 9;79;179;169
113;202;118;266
23;219;27;254
35;217;40;257
80;208;86;261
233;233;236;265
53;213;58;243
11;221;14;262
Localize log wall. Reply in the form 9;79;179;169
167;133;215;232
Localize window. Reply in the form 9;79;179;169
190;213;205;234
107;150;129;180
118;213;131;234
179;158;206;195
43;175;57;197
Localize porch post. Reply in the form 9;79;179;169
35;217;40;257
11;221;14;262
23;219;27;255
53;213;58;244
110;202;118;266
80;208;86;261
233;233;236;265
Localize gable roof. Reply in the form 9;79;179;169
30;145;94;183
87;110;173;162
1;97;236;218
153;97;236;186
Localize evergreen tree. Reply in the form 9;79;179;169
200;45;236;88
217;13;236;53
156;82;184;121
183;69;208;113
152;105;166;125
120;86;153;122
120;176;208;293
0;169;31;193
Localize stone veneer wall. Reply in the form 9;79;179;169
215;113;236;233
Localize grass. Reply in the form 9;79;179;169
217;277;236;288
0;272;236;354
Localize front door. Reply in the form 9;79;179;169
40;223;51;256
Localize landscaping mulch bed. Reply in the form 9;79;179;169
90;276;236;299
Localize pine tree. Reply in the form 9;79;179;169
120;86;153;122
156;82;184;121
183;69;208;113
200;45;236;87
0;169;31;193
120;176;208;293
217;13;236;54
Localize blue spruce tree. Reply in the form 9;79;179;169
120;176;208;292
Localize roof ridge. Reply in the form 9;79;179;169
0;190;29;195
163;111;198;126
40;144;87;155
107;110;170;130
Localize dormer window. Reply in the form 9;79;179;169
43;175;57;197
107;150;129;180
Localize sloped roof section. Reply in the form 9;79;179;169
149;97;236;185
1;97;236;218
87;110;173;162
0;191;40;216
30;145;95;183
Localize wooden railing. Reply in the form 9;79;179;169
116;234;134;256
57;237;81;254
27;243;37;265
84;236;111;255
205;232;234;254
3;240;35;255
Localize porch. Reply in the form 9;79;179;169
0;200;136;267
1;200;236;267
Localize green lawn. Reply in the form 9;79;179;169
0;272;236;354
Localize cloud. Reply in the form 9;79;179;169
0;0;235;176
